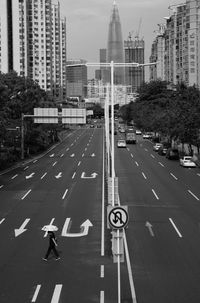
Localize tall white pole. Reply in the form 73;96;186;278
105;84;110;176
111;61;115;207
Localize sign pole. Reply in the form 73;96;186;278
21;113;24;160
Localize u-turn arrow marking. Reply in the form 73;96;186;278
61;218;93;237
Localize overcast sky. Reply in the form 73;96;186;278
60;0;181;78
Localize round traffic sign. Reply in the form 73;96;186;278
108;206;129;229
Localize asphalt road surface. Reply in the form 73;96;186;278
1;126;200;303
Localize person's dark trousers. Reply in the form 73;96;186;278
45;245;59;259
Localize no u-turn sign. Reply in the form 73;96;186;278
108;206;129;229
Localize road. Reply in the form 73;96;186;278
1;126;200;302
115;132;200;303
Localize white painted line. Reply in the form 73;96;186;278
151;154;155;158
127;147;130;151
21;189;32;200
100;291;104;303
52;161;57;167
188;190;200;201
0;185;4;189
78;161;81;166
158;162;164;167
66;148;69;151
0;218;5;224
169;218;182;238
142;172;147;179
72;172;76;179
62;189;68;200
31;284;41;302
60;153;64;157
152;189;159;200
170;173;178;180
41;172;47;180
51;284;63;303
70;143;73;146
33;160;37;163
145;148;148;151
101;135;105;257
85;147;87;151
135;161;139;167
82;153;84;157
24;166;29;170
100;265;104;278
131;154;133;158
11;174;18;180
197;173;200;177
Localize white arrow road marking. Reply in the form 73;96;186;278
44;218;55;237
62;189;68;200
152;189;159;200
26;172;35;179
70;153;75;158
0;218;5;224
55;172;62;179
91;153;95;157
169;218;182;238
41;172;47;180
145;221;155;237
51;285;63;303
49;154;54;157
81;172;98;179
14;218;30;237
11;174;18;180
61;218;93;237
188;189;200;201
31;285;41;302
170;173;178;180
21;189;32;200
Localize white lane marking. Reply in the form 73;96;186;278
127;147;130;151
131;154;133;158
0;185;4;189
100;291;104;303
158;162;165;167
0;218;5;224
33;160;37;163
52;161;57;167
72;172;76;179
21;189;32;200
151;154;155;158
197;173;200;177
41;172;47;180
31;284;41;302
62;189;68;200
152;189;159;200
145;148;148;151
170;173;178;180
169;218;182;238
66;148;69;151
51;284;63;303
101;135;105;257
44;218;55;237
100;265;104;278
135;161;139;167
60;153;64;158
11;174;18;179
142;172;147;179
24;166;29;170
78;161;81;166
82;153;84;157
188;190;200;201
70;143;73;146
85;147;87;151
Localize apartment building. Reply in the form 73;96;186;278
0;0;67;100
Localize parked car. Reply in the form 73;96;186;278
117;139;126;148
166;148;179;160
136;130;142;135
153;143;163;151
143;133;152;139
158;142;171;155
180;156;196;167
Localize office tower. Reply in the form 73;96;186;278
0;0;67;100
124;35;145;92
66;59;88;100
149;24;165;81
107;0;125;85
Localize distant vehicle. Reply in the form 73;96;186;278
158;142;171;155
125;129;136;144
180;156;196;167
117;139;126;148
136;130;142;135
153;143;163;151
97;125;102;128
143;133;152;139
90;124;94;128
166;148;179;160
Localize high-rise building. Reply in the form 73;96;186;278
66;59;87;100
124;36;145;92
107;0;125;85
0;0;67;100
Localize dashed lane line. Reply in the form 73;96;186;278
170;173;178;180
0;218;5;224
151;154;155;158
11;174;18;180
100;291;104;303
152;189;159;200
131;154;133;158
188;189;200;201
158;162;165;167
0;185;4;189
24;166;29;170
21;189;32;200
169;218;182;238
62;189;68;200
72;172;76;179
51;284;63;303
100;265;104;278
52;161;57;167
142;172;147;179
78;161;81;166
31;285;41;302
135;161;139;167
41;172;47;180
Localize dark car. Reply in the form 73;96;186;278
158;142;171;155
166;148;179;160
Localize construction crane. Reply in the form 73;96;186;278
135;18;142;40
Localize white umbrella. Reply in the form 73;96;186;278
42;225;58;232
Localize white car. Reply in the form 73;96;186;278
153;143;163;151
117;139;126;148
180;156;196;167
136;130;142;135
143;133;152;139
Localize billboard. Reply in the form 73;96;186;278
62;109;86;124
34;108;58;124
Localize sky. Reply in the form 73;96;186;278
59;0;182;79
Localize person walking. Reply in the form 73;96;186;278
43;231;60;261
